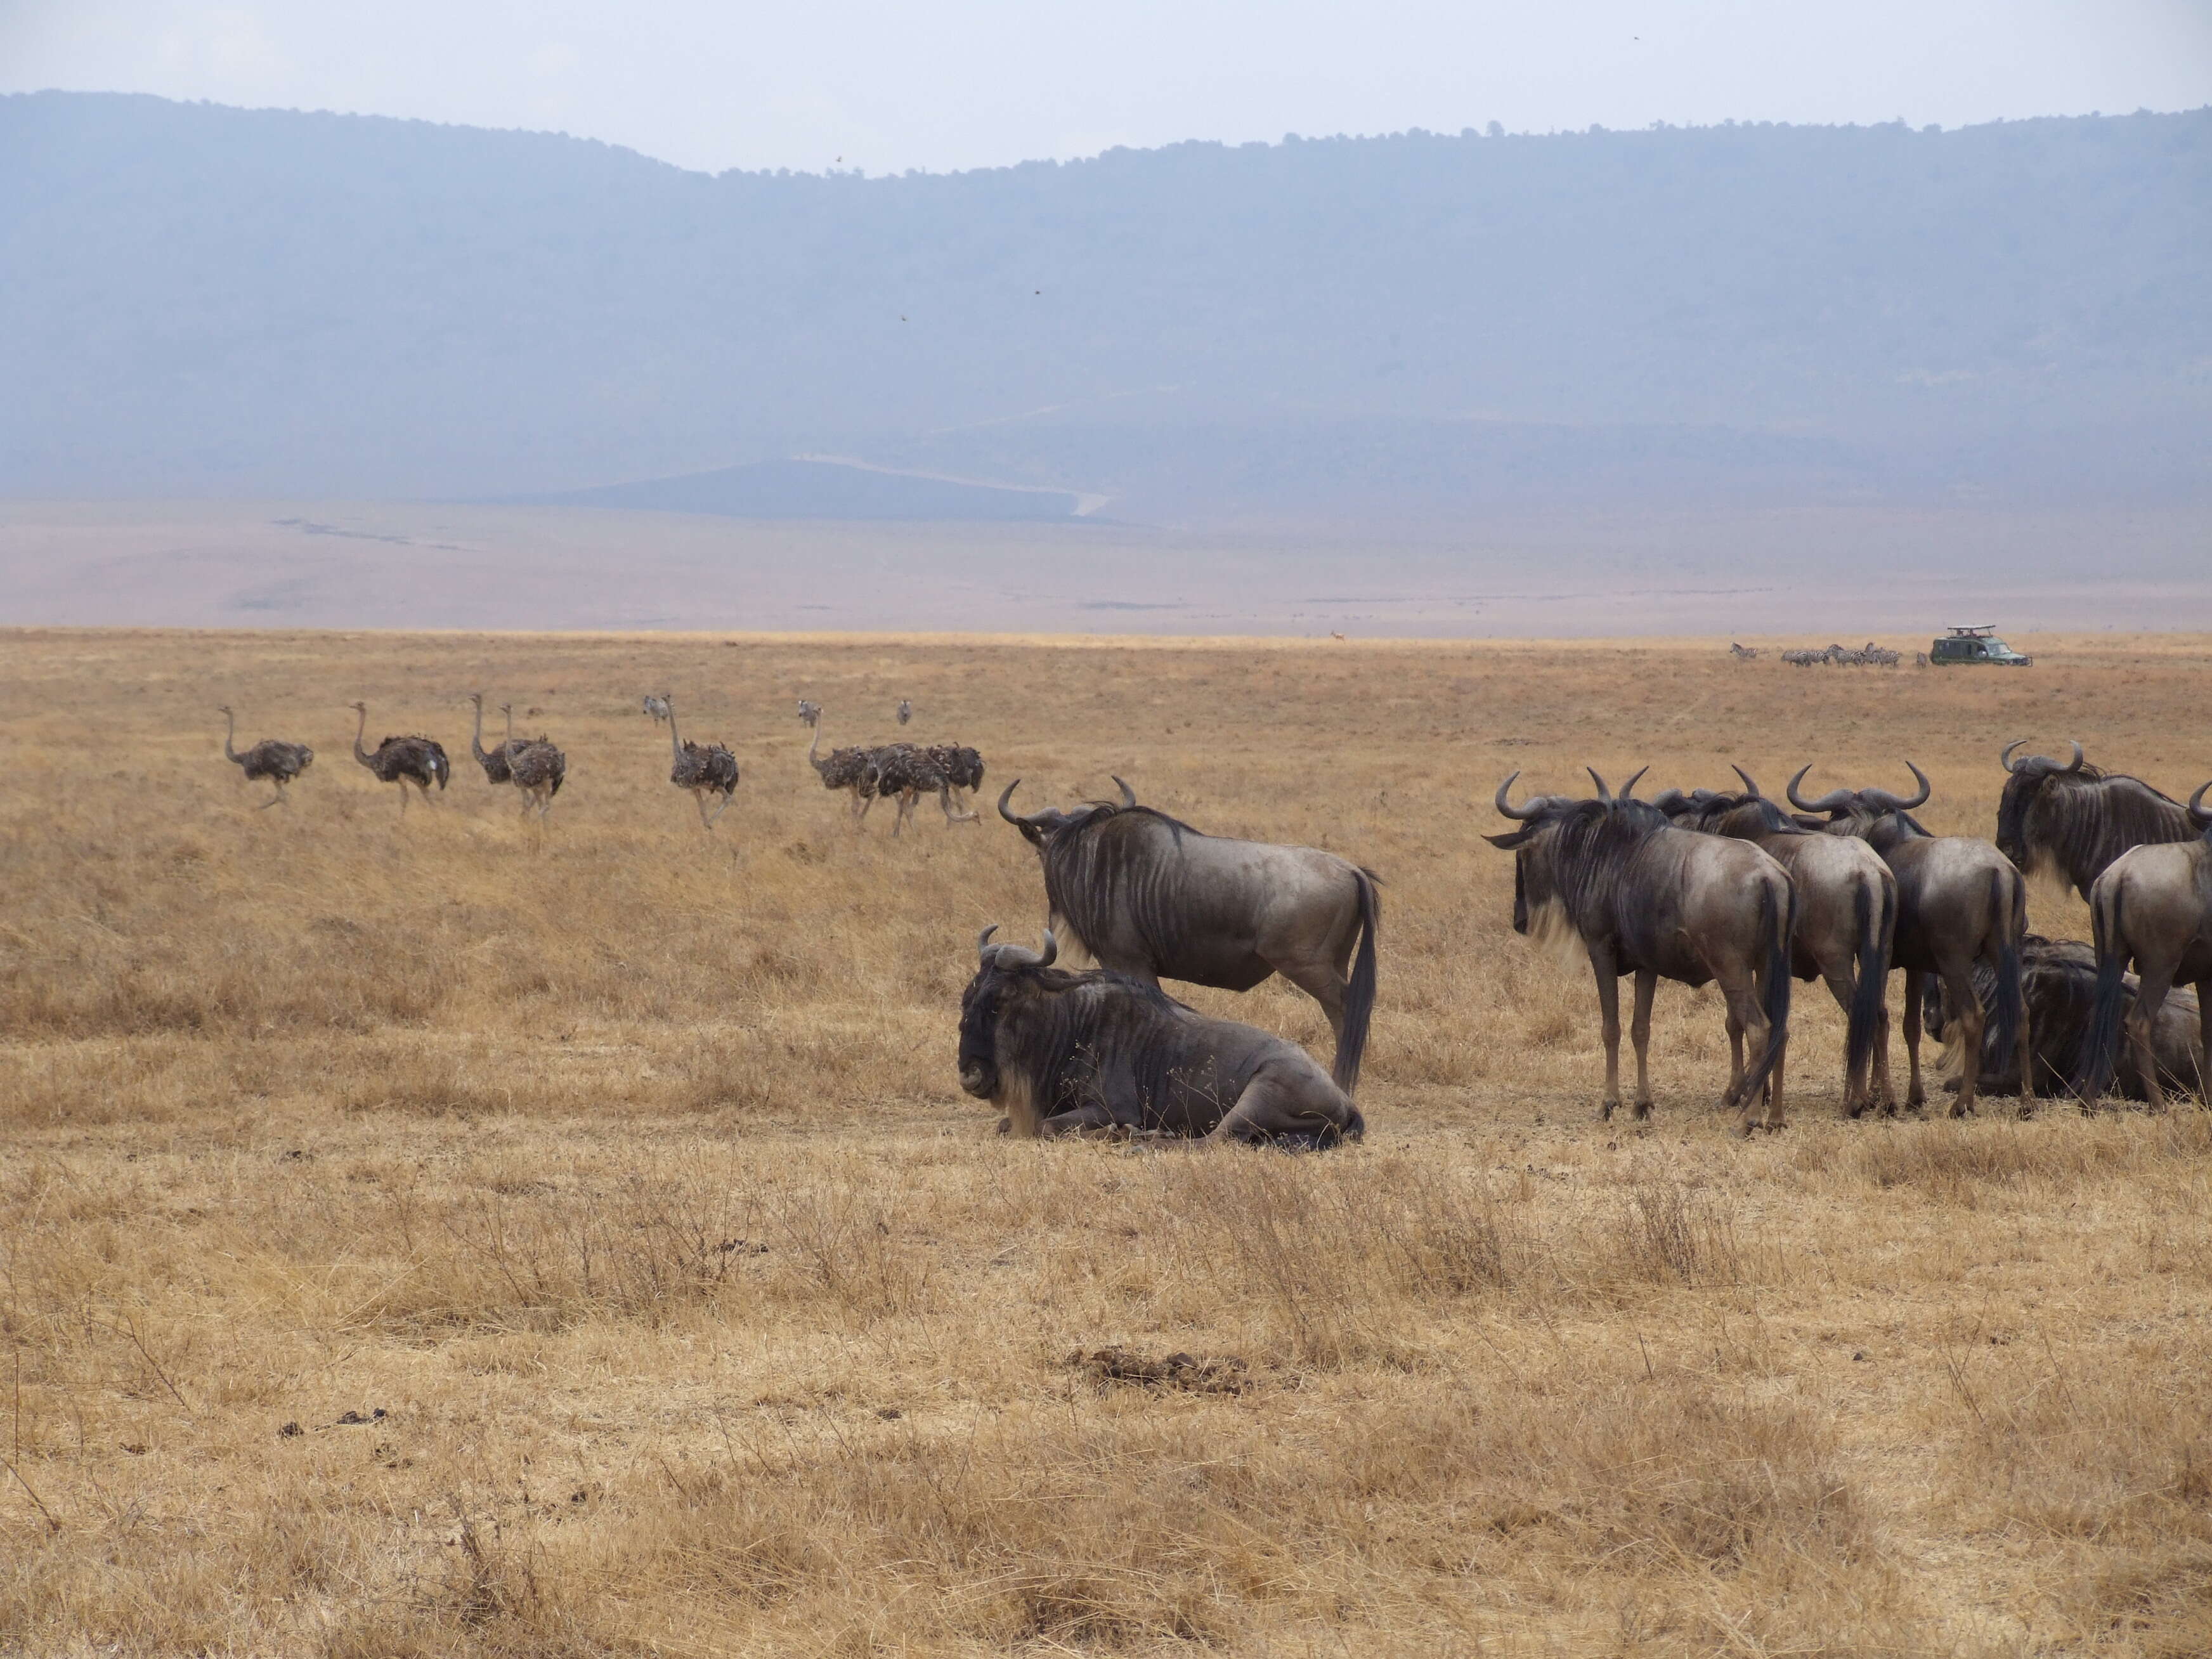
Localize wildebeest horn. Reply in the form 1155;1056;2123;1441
1112;776;1136;809
2064;740;2085;773
1036;928;1058;968
1618;766;1648;801
977;925;999;957
2001;738;2027;773
1731;764;1762;798
1863;760;1932;812
2190;779;2212;827
1786;765;1854;814
1493;771;1538;819
996;780;1024;824
1586;767;1612;803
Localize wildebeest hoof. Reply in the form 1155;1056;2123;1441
1600;1100;1618;1121
1632;1100;1653;1120
994;1116;1010;1136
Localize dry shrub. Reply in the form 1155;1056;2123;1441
1942;1336;2212;1655
571;1377;1877;1654
1150;1147;1527;1364
1617;1175;1741;1289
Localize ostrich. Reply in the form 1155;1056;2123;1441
218;706;313;806
896;699;913;726
507;736;567;817
467;693;512;784
665;694;739;826
864;743;979;836
925;742;986;816
644;694;671;725
803;707;875;821
348;702;449;813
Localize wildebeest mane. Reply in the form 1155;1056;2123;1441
980;965;1208;1117
1684;793;1805;838
1537;798;1672;931
1997;765;2194;898
1038;803;1212;963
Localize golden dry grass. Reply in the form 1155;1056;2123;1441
3;626;2211;1656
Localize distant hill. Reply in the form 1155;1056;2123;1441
3;91;2208;522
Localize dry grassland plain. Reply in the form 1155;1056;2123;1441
3;627;2209;1657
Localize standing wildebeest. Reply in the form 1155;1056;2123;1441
1788;762;2026;1115
1925;935;2204;1103
1652;766;1896;1116
1489;769;1796;1133
998;778;1379;1093
1995;740;2199;901
2078;782;2212;1109
958;927;1364;1146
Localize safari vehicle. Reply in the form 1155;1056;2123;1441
1929;624;2032;667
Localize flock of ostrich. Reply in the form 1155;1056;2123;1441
218;694;980;834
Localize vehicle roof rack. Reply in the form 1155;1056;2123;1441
1944;624;1997;637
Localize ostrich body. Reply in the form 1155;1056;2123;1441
507;736;567;817
803;708;874;821
218;706;313;806
866;743;979;836
665;695;739;825
348;702;449;813
467;693;512;784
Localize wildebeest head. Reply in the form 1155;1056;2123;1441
956;925;1062;1101
1651;766;1806;840
1786;761;1933;840
1486;767;1655;935
1994;739;2090;867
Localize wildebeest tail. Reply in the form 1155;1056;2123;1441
1738;873;1795;1103
1845;871;1890;1087
1989;866;2026;1095
1332;868;1381;1094
2076;880;2128;1103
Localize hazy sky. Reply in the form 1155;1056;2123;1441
4;1;2209;174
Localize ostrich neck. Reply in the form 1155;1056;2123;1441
471;698;491;762
668;705;684;757
222;708;243;763
351;705;373;764
808;721;826;773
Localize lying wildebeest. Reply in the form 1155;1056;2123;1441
1490;769;1795;1133
998;779;1379;1092
2078;782;2212;1109
1652;766;1896;1116
1995;740;2200;901
1788;762;2025;1116
1924;934;2205;1102
957;927;1365;1145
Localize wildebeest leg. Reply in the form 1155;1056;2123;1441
1275;954;1348;1053
1719;978;1775;1133
1206;1067;1362;1147
1902;968;1926;1110
1944;961;1984;1117
2189;977;2212;1106
1591;951;1623;1120
1628;969;1656;1118
1823;971;1866;1115
1036;1102;1126;1138
2127;965;2178;1112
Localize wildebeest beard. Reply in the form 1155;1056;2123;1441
1037;802;1208;964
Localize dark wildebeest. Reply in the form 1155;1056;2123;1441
1651;766;1896;1116
957;927;1365;1145
2078;782;2212;1109
1489;769;1796;1134
1925;935;2205;1103
1788;762;2026;1116
998;779;1379;1093
1995;740;2200;901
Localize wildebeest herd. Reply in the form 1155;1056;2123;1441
216;696;2212;1140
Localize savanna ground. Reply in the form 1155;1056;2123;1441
3;627;2209;1656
